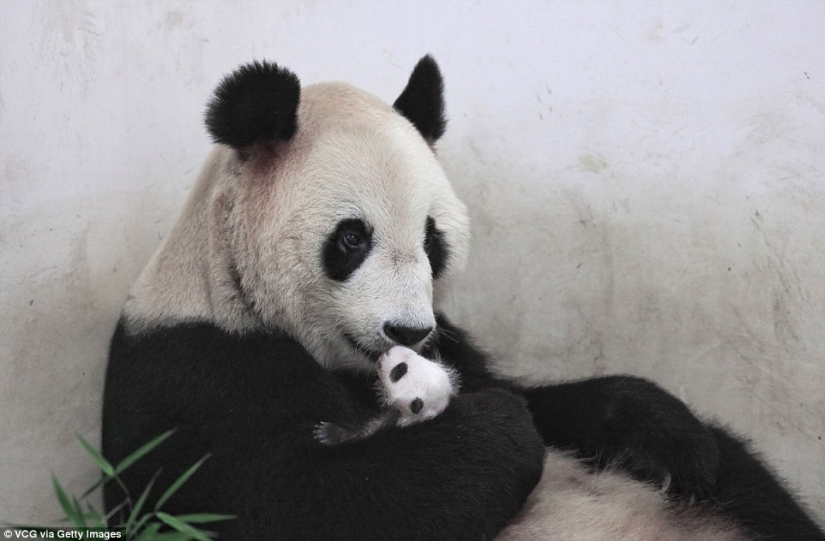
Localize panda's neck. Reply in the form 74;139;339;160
123;148;260;335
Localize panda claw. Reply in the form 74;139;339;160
314;421;353;446
313;422;335;445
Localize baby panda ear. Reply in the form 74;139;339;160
205;60;301;150
393;55;447;143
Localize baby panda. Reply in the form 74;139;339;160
315;346;458;445
102;56;825;541
376;347;457;425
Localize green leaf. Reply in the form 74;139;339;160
156;513;212;541
148;533;198;541
154;454;210;512
73;496;89;528
174;513;235;524
123;470;161;534
80;474;112;499
104;498;129;526
77;434;115;477
115;429;177;475
131;522;161;541
124;513;153;538
52;474;85;528
83;502;108;528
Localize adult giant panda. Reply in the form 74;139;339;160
102;56;824;541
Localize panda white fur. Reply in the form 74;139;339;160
102;57;825;541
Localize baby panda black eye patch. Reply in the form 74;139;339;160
323;218;373;281
424;216;449;279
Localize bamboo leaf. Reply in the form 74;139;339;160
148;533;197;541
81;474;112;499
131;522;161;541
77;434;115;477
154;454;210;512
51;474;84;528
115;429;177;475
73;496;89;528
156;513;212;541
125;513;153;538
123;470;160;534
82;502;108;528
104;499;128;526
174;513;235;524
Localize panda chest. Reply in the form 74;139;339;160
233;344;383;431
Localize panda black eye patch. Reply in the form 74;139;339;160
323;218;373;281
424;216;449;279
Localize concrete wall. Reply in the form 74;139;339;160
1;0;823;524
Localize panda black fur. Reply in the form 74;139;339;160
102;57;825;541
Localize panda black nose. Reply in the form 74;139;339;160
383;323;433;347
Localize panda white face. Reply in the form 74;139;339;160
125;58;469;373
229;81;469;371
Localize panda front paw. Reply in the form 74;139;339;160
314;410;403;446
377;346;457;426
314;421;351;446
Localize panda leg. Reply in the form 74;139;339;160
707;425;825;540
522;377;720;500
521;379;825;538
431;316;825;535
433;313;720;499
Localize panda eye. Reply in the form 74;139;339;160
424;216;449;279
341;230;366;250
323;218;373;281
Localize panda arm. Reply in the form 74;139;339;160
283;389;546;541
433;313;719;499
103;320;545;541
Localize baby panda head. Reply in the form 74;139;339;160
124;57;470;372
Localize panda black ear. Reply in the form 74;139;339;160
205;60;301;150
393;55;447;142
